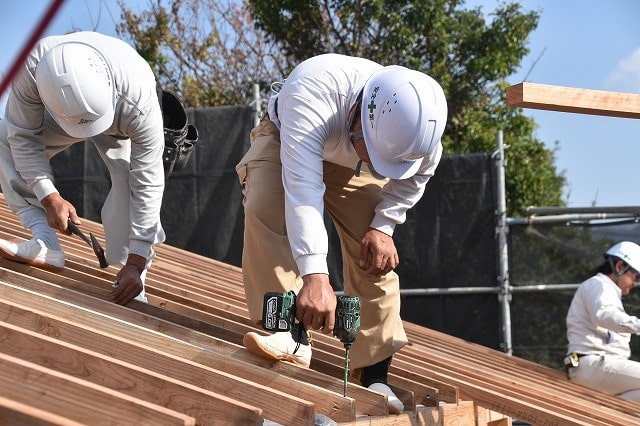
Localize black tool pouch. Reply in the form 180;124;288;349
158;88;198;178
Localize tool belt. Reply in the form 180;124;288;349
157;86;198;178
563;352;587;377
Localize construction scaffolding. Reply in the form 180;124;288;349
392;129;640;356
402;82;640;357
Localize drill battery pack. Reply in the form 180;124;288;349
262;291;296;332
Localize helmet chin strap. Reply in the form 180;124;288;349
348;89;384;181
347;89;364;130
608;256;630;286
347;90;364;176
349;129;364;141
355;160;363;177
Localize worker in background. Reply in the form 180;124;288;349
236;53;447;414
0;31;166;305
565;241;640;401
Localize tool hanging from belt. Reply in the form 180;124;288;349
563;352;587;378
67;219;109;268
156;84;199;178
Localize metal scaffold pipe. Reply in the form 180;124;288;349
493;129;513;355
526;206;640;215
508;213;637;226
251;83;262;128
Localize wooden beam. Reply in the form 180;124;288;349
353;407;442;426
439;401;476;425
6;192;639;425
0;353;195;426
403;322;640;419
401;344;636;426
0;270;381;421
506;82;640;119
0;396;84;426
0;320;266;425
0;278;357;424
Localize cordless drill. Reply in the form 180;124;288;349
262;291;361;396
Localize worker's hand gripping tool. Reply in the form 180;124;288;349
67;219;109;268
262;291;361;397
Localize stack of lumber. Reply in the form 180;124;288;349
0;194;638;425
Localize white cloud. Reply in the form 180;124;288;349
605;47;640;93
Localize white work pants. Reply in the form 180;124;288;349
0;117;155;267
569;354;640;401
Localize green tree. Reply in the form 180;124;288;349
117;0;623;367
116;0;288;106
243;0;578;366
246;0;565;216
116;0;565;217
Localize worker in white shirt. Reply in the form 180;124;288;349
0;31;166;305
565;241;640;401
236;53;447;414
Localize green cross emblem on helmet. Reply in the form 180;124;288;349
367;100;376;114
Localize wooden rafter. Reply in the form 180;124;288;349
506;82;640;119
1;195;639;425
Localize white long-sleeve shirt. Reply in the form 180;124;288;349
3;31;165;258
275;54;442;276
566;273;640;358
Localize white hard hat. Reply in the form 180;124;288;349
35;42;116;138
360;65;447;179
605;241;640;272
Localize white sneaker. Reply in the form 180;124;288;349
368;382;404;414
134;292;148;303
0;238;65;272
243;330;312;367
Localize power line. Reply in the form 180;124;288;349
523;46;546;82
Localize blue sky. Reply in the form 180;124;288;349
469;0;640;208
1;0;639;209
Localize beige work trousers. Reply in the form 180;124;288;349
236;116;408;370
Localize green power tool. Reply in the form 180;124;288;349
262;291;361;397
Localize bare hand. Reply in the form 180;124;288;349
359;228;399;275
296;274;337;335
111;254;147;305
41;193;80;234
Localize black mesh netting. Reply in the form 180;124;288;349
52;106;253;266
44;105;640;365
327;152;499;348
49;107;501;349
509;222;640;368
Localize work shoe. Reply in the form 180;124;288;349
368;382;404;414
243;327;312;367
0;238;65;272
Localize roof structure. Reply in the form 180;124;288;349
0;194;638;425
